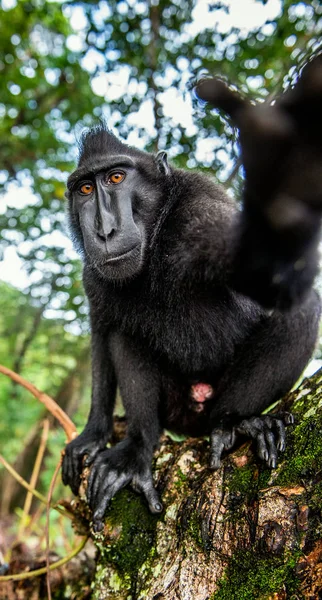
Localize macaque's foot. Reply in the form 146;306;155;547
210;413;294;470
62;431;108;496
236;413;294;468
87;438;163;531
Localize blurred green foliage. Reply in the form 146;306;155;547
0;0;321;554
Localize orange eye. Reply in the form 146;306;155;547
109;172;125;184
79;183;94;195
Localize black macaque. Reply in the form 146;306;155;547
62;55;322;531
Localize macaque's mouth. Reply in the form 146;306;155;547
105;244;141;263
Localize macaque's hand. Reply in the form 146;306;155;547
196;55;322;231
87;438;163;531
62;428;109;495
196;55;322;307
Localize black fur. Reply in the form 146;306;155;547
62;57;322;530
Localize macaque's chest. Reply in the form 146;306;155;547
103;283;250;375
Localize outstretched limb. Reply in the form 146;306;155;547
87;333;163;530
196;54;322;308
62;329;117;495
209;289;320;469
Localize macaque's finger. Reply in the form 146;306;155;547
92;495;111;532
256;431;269;463
133;474;163;514
265;430;278;469
283;412;294;425
62;449;81;495
195;78;248;120
275;419;286;452
84;447;101;467
87;463;103;506
209;427;236;469
281;54;322;113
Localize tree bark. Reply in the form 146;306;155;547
88;369;322;600
2;370;322;599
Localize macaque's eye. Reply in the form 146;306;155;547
108;172;125;185
79;182;94;195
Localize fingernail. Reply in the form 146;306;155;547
93;520;103;532
154;503;163;512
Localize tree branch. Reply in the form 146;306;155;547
0;365;77;442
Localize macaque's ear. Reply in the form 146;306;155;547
195;78;249;122
156;151;170;175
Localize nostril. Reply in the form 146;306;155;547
95;211;117;241
97;227;116;241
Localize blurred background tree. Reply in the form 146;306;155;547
0;0;321;557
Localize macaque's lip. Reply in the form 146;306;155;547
104;244;141;263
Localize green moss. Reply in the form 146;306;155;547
97;489;159;578
108;572;123;591
225;463;261;521
184;510;205;549
303;479;322;544
175;467;188;487
212;550;301;600
275;413;322;487
228;463;257;497
257;466;271;489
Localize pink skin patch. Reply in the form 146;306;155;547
191;383;214;403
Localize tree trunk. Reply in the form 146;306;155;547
88;370;322;600
2;370;322;599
